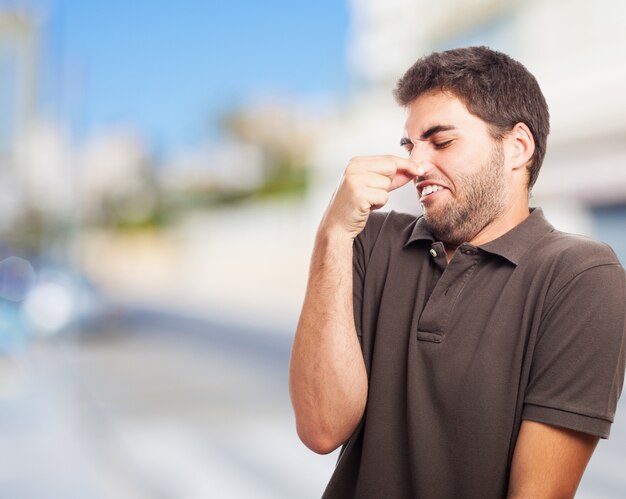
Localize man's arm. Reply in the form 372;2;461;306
507;420;599;498
289;227;367;455
289;155;421;454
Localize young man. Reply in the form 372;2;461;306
289;46;626;498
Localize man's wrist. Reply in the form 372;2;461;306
316;225;355;249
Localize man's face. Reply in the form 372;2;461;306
401;91;511;245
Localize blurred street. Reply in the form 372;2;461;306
0;307;336;499
0;305;624;498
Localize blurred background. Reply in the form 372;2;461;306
0;0;625;497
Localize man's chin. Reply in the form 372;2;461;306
423;213;469;245
423;214;450;239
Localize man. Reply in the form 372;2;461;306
289;46;626;498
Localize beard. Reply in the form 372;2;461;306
422;142;507;245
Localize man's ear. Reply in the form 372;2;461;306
507;122;535;171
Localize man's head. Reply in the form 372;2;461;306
400;91;514;245
394;46;549;190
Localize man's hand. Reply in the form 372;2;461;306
319;155;421;240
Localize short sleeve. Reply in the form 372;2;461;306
523;262;626;438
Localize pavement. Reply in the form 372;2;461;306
0;308;337;499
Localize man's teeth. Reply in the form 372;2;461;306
422;184;444;196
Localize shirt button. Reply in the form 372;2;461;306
429;249;437;257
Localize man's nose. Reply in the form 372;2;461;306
409;144;435;177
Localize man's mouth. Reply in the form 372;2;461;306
418;183;447;202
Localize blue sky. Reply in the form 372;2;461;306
35;0;351;152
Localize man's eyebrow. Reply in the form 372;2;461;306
400;125;457;146
420;125;456;140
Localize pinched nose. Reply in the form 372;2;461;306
412;160;436;178
408;146;436;177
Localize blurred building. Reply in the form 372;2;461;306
160;141;264;194
77;127;152;224
0;9;37;235
0;6;156;245
312;0;626;259
0;9;37;163
0;8;78;245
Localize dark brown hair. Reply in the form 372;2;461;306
394;46;549;189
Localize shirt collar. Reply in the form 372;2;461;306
403;215;436;247
404;207;554;266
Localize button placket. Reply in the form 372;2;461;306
417;249;481;342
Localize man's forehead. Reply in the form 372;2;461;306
403;93;481;136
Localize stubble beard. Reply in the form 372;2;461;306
423;143;508;246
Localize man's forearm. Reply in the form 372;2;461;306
289;228;368;454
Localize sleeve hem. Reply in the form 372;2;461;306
522;403;612;439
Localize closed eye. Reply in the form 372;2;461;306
434;140;453;150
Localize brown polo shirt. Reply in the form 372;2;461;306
322;208;626;499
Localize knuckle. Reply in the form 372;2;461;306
345;162;359;176
347;156;363;168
